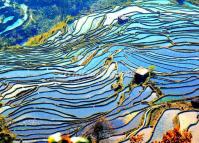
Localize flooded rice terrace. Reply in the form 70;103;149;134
0;0;199;142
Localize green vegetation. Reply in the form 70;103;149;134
148;65;156;72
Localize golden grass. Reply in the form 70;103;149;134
24;21;67;46
24;16;74;47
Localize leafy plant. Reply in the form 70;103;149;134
148;65;156;72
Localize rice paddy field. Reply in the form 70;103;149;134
0;0;199;142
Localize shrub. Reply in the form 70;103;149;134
152;126;192;143
130;134;144;143
0;115;16;143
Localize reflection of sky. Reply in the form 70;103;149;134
2;16;14;23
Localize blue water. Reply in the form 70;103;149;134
0;0;199;142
